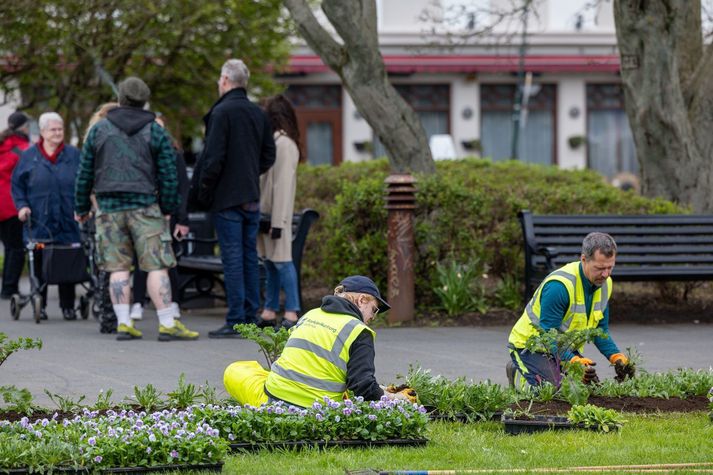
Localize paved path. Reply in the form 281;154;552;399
1;284;711;406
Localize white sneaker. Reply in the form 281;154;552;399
171;302;180;319
130;303;143;320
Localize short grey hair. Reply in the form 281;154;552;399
582;232;617;260
38;112;63;131
221;59;249;88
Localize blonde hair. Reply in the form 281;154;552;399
84;102;119;141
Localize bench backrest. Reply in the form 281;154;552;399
519;210;713;299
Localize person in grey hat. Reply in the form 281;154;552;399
223;275;414;408
0;111;31;299
75;76;199;341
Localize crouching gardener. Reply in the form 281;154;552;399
507;232;634;387
224;275;412;406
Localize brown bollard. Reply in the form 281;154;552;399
384;174;417;323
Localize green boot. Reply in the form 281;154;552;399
117;323;143;341
158;321;199;341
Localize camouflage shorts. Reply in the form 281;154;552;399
95;204;176;272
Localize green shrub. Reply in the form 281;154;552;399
433;259;488;316
295;158;682;312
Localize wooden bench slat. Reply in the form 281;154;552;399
531;215;713;225
535;235;713;245
530;245;713;255
532;225;713;235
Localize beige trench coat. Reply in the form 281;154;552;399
257;131;299;262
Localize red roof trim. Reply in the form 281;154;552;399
287;54;621;74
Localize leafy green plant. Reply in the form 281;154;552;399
44;390;86;412
493;274;522;310
234;324;290;367
0;385;36;415
558;372;590;406
404;365;512;421
126;383;165;412
433;259;488;316
524;327;608;361
594;368;713;399
92;389;114;411
199;380;222;405
167;373;199;408
0;333;42;367
567;404;627;432
502;398;535;420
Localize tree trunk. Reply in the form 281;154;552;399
614;0;713;213
283;0;435;174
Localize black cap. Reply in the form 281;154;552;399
8;111;29;131
117;77;151;106
338;275;390;313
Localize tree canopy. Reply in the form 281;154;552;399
0;0;292;145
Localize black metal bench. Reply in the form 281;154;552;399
519;209;713;300
177;208;319;311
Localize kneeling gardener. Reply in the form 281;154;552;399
507;232;634;387
224;275;413;406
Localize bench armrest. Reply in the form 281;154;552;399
536;246;558;270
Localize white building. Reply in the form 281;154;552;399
280;0;636;183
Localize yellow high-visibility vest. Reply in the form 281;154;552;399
265;308;375;408
509;261;612;352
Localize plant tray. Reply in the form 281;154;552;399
502;415;617;435
1;463;223;474
230;438;428;451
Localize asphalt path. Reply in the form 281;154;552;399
1;283;711;406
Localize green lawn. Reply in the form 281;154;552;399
224;413;712;474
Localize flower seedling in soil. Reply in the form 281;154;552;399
567;404;627;432
613;346;640;382
92;389;114;411
0;333;42;416
167;373;200;408
44;390;86;412
125;384;165;412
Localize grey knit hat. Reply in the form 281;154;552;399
117;77;151;106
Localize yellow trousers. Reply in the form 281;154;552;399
223;361;269;407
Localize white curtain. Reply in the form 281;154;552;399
306;123;333;166
587;110;637;178
481;110;553;165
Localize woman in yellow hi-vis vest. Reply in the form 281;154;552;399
507;232;634;388
224;275;413;407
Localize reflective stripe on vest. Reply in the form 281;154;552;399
280;318;363;372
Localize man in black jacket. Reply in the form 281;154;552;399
191;59;276;338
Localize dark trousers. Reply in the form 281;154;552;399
214;206;260;326
32;249;76;310
0;216;25;297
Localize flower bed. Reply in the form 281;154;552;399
405;366;713;423
0;398;429;472
192;397;429;449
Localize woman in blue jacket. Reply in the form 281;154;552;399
11;112;82;320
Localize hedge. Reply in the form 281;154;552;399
295;158;682;311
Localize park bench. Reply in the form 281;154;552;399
518;210;713;300
176;208;319;311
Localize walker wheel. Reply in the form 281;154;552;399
32;295;42;324
80;295;90;320
10;294;21;320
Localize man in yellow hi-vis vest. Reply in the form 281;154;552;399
224;275;413;407
507;232;634;388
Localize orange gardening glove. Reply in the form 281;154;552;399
609;353;628;365
570;355;595;366
610;353;635;382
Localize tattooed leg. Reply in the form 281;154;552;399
147;269;172;311
109;271;131;305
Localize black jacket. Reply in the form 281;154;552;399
190;88;275;212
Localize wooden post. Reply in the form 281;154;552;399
384;174;417;323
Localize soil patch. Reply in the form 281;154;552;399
513;396;709;416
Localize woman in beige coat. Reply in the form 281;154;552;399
256;95;301;329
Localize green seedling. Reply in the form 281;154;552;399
167;373;199;408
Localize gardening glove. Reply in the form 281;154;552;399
383;385;418;403
582;365;600;385
610;353;636;382
570;355;595;366
271;227;282;240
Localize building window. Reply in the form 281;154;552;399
285;85;342;166
480;84;556;165
586;84;637;179
373;84;450;158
